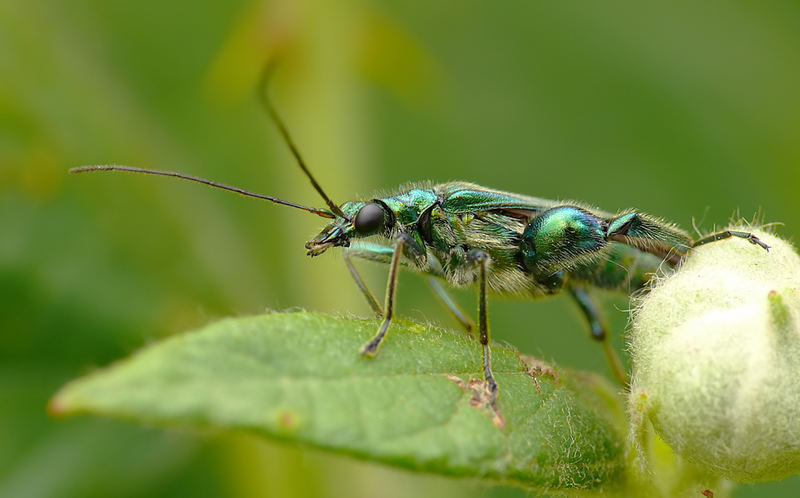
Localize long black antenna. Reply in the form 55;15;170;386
70;165;336;219
258;63;348;220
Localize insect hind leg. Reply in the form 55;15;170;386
567;287;627;385
360;236;409;356
692;230;770;251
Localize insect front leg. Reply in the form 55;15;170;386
343;251;382;315
347;242;476;335
467;249;499;408
360;233;424;356
567;287;627;385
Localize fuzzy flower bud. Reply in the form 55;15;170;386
629;227;800;482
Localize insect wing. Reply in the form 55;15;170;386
437;182;553;216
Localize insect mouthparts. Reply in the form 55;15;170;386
305;240;334;257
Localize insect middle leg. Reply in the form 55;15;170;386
567;287;627;385
427;277;475;336
467;249;498;407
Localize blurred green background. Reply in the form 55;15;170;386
2;0;799;496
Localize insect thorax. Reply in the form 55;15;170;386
421;204;544;296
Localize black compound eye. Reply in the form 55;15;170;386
354;203;385;235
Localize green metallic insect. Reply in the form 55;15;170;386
71;80;769;416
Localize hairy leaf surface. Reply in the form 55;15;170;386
52;312;625;493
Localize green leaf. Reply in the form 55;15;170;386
51;311;626;493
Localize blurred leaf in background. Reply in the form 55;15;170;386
1;0;798;497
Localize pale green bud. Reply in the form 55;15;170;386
629;228;800;482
